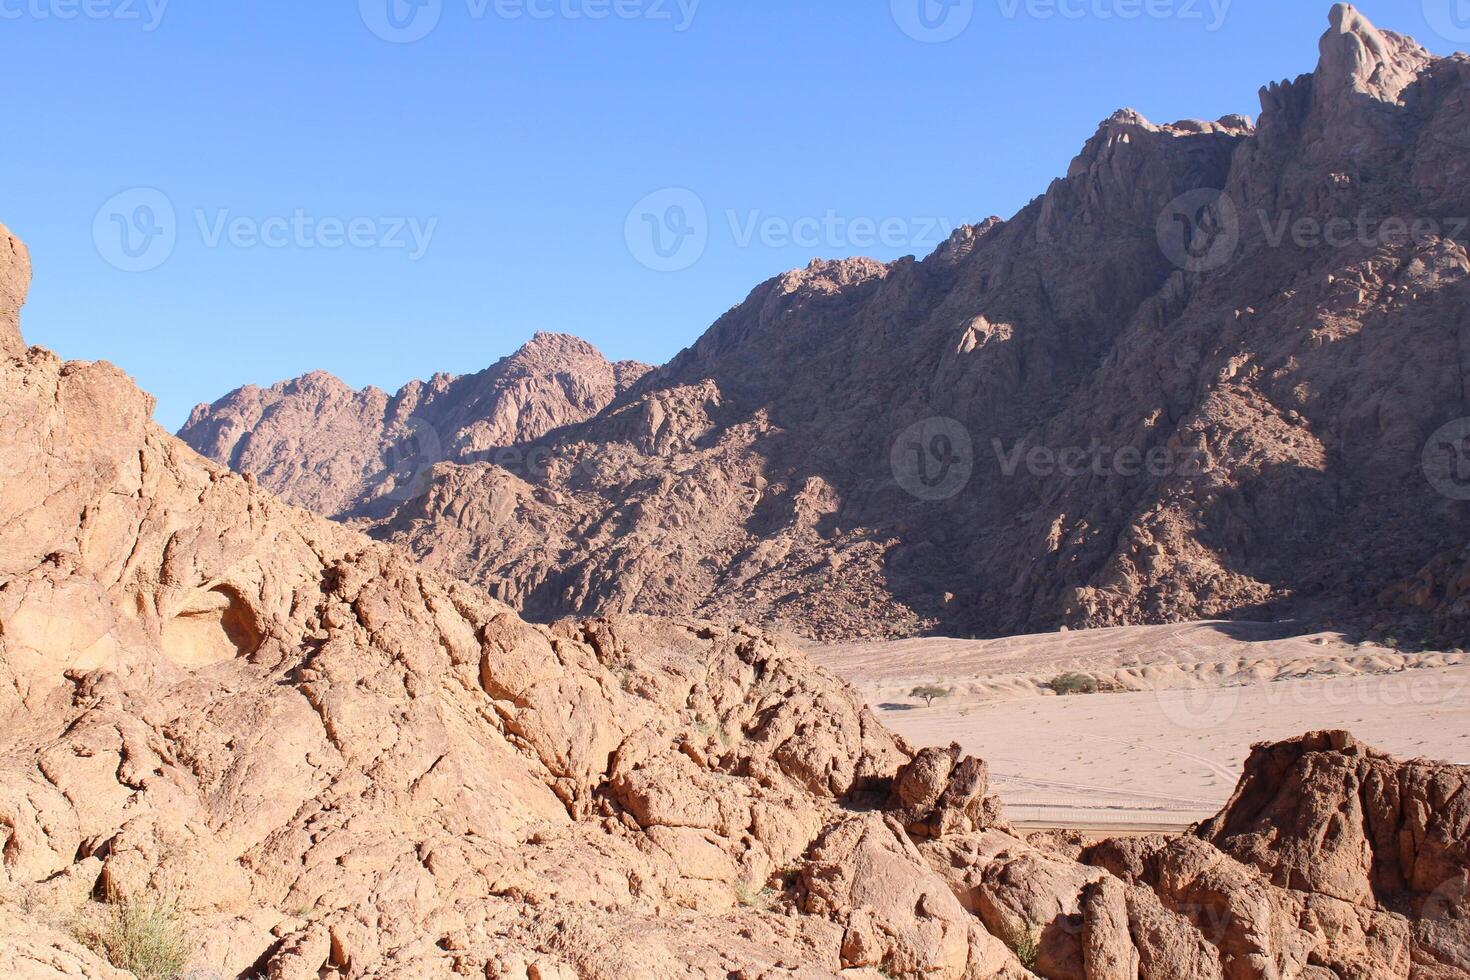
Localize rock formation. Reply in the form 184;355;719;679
4;206;1470;976
179;332;649;519
184;5;1470;646
0;237;1018;976
0;223;29;357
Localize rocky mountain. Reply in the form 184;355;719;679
179;5;1470;646
179;332;649;519
4;218;1470;978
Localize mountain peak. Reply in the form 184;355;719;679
1316;3;1431;105
514;331;603;361
290;369;353;392
180;331;653;516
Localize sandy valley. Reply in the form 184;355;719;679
814;622;1470;830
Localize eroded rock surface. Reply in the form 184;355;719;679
0;269;1026;976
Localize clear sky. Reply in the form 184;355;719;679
3;1;1462;430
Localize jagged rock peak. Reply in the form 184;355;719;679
932;217;1005;264
515;330;609;361
1316;3;1432;105
1066;108;1253;178
772;256;890;296
0;222;31;356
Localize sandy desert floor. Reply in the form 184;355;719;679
811;622;1470;831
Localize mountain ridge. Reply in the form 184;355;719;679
180;330;651;519
182;4;1470;646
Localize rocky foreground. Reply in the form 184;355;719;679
2;222;1469;977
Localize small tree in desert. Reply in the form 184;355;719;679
910;684;951;708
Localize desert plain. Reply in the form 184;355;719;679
814;622;1470;831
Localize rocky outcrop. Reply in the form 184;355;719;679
0;223;29;357
179;332;649;519
0;335;964;976
1077;729;1470;980
800;814;1025;978
888;743;1006;839
1197;730;1470;918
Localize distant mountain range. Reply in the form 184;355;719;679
183;5;1470;646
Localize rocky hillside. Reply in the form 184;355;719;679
181;5;1470;645
4;216;1470;978
180;332;648;519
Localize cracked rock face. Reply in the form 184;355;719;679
1;309;1026;976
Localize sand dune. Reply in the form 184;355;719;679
811;622;1470;829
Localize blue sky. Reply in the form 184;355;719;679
3;1;1463;430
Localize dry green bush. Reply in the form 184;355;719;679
76;891;194;980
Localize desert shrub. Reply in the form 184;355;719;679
736;885;777;910
80;893;193;980
1005;924;1041;970
909;684;952;707
1046;672;1099;696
